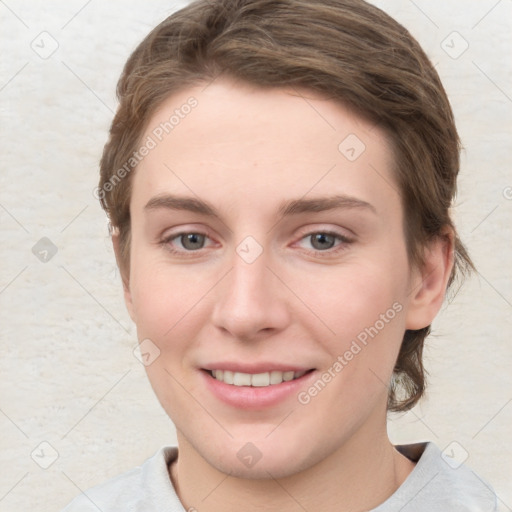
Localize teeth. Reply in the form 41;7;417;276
270;370;283;385
283;371;295;381
210;369;308;387
251;372;270;387
233;372;251;386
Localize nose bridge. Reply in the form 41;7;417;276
226;243;273;311
211;237;289;337
226;230;272;300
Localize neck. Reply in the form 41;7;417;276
169;425;415;512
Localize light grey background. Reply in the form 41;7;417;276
0;1;511;510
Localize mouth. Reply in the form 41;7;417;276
200;367;317;409
205;369;313;387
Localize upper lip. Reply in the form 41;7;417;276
202;362;314;373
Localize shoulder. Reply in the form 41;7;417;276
60;446;184;512
374;442;497;511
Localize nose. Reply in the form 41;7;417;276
210;246;291;341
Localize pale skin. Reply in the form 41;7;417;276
113;77;454;511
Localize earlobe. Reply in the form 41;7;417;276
112;230;136;323
405;229;455;330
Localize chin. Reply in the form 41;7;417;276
211;448;312;480
187;427;332;481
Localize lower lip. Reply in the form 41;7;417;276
201;370;316;410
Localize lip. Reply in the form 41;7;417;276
200;367;317;410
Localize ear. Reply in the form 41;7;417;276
112;229;136;323
405;228;455;330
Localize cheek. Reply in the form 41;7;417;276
131;266;209;341
294;259;407;341
129;260;210;411
290;256;409;404
128;233;212;330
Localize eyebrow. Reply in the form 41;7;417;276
144;193;377;218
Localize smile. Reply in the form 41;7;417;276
201;366;317;409
208;369;309;387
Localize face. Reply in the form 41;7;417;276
121;77;427;479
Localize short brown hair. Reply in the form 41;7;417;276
99;0;474;412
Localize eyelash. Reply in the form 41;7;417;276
159;230;353;257
298;231;353;255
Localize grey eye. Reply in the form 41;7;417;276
309;233;336;250
180;233;206;250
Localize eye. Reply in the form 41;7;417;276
160;229;352;256
161;232;212;253
297;231;352;254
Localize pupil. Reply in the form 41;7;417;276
312;233;334;250
183;233;204;250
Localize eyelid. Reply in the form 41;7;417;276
160;224;214;240
160;225;355;255
294;223;356;240
293;229;353;254
160;227;217;254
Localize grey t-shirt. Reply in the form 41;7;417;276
61;442;497;511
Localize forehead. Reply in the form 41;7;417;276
132;78;399;218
